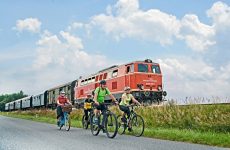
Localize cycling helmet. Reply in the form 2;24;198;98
60;91;65;94
124;86;131;91
99;80;106;85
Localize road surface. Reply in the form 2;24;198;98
0;116;228;150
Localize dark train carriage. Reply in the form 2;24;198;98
46;80;77;108
15;99;22;110
5;103;9;111
9;101;15;111
32;92;47;108
21;96;33;109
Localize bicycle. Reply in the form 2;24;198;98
82;109;93;129
90;103;118;138
117;104;145;137
58;104;72;131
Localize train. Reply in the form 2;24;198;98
4;80;77;111
4;59;167;111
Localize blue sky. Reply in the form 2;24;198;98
1;0;230;102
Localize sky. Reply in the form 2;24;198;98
1;0;230;102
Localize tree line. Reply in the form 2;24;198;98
0;91;27;111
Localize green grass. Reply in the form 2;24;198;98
1;104;230;148
144;128;230;147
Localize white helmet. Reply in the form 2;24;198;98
124;86;131;91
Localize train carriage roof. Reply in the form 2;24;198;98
78;59;159;80
47;80;77;91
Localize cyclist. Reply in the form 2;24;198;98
93;80;118;130
119;86;141;131
83;93;94;121
56;91;72;125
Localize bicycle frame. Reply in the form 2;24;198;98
126;105;137;123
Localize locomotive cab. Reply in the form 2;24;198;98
126;59;167;104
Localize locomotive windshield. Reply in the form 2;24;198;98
138;64;148;72
152;65;161;74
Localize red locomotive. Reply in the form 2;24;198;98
74;59;167;106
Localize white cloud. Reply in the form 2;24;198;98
1;20;111;95
67;22;84;31
115;0;139;16
34;30;108;74
90;0;230;52
30;30;110;94
207;1;230;30
91;0;180;45
14;18;41;33
179;14;216;51
158;57;230;99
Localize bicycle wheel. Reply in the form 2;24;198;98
105;112;118;138
117;115;125;135
90;114;100;136
59;122;63;130
131;115;144;137
82;115;89;129
65;114;71;131
59;117;63;130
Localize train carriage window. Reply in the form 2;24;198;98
112;70;118;77
108;72;112;79
152;65;161;74
84;79;88;85
96;76;99;81
80;89;84;95
127;66;130;73
81;80;84;86
103;73;107;79
99;74;103;80
138;64;148;72
112;82;117;90
92;77;96;82
126;64;134;73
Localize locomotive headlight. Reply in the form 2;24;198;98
137;84;144;90
163;91;167;96
141;85;144;90
158;85;162;91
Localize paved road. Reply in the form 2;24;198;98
0;116;229;150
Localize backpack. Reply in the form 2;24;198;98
97;87;109;95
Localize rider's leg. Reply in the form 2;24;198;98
101;104;106;128
125;107;131;129
56;106;62;123
84;109;88;120
94;105;101;125
119;105;128;122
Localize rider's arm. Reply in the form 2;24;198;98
131;96;141;105
67;98;72;105
93;92;99;104
109;94;117;102
57;98;61;106
106;88;117;103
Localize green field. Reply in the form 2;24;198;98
1;104;230;147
